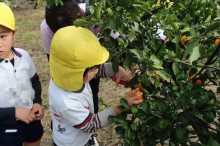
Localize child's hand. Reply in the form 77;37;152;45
115;66;130;85
15;107;36;124
125;88;143;106
113;88;143;115
32;103;44;120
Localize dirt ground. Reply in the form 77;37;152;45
13;1;129;145
12;1;219;146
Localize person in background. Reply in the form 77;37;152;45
0;2;44;146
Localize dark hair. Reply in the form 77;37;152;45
45;0;84;33
83;65;101;77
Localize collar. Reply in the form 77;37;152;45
0;47;22;63
12;47;22;58
73;84;85;93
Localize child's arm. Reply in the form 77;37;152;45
31;73;44;120
26;50;44;120
0;107;37;125
66;89;143;134
96;63;130;83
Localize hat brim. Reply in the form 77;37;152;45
0;21;15;31
98;46;109;65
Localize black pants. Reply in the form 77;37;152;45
89;78;100;114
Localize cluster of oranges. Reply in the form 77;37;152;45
181;35;220;46
181;34;192;45
188;75;202;87
128;73;160;100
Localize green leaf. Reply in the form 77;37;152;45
114;115;127;125
88;5;95;14
176;72;185;81
129;49;140;60
183;38;200;59
131;104;138;114
94;3;102;20
120;98;129;109
189;46;200;65
180;27;191;34
158;102;167;113
172;62;179;76
171;22;181;34
131;122;137;130
101;0;106;8
128;27;135;42
125;128;131;140
175;44;182;58
107;8;113;16
172;85;179;91
159;119;169;129
73;19;92;27
175;125;188;143
141;102;148;113
207;136;220;146
131;14;141;23
204;15;211;23
155;70;169;81
164;30;172;41
150;55;163;69
171;37;179;44
116;6;122;11
109;19;118;31
178;3;186;9
118;23;126;35
206;21;220;32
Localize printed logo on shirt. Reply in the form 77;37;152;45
57;124;65;134
84;106;90;109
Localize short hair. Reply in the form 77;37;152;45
45;0;84;33
83;65;101;77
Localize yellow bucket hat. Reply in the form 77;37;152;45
50;26;109;91
0;2;15;31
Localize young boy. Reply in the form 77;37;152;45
49;26;143;146
41;0;124;114
0;2;44;146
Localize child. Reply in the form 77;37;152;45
49;26;143;146
0;2;44;146
41;0;126;114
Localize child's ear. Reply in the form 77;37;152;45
13;27;18;40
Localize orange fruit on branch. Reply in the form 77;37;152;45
188;75;202;87
215;38;220;45
181;35;187;43
181;34;192;45
129;90;143;100
134;83;144;92
152;73;160;78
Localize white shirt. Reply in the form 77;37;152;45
49;79;94;146
0;48;35;109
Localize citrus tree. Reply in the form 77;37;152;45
49;0;220;145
